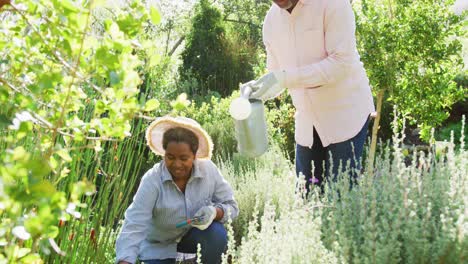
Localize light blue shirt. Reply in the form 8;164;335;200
115;159;239;263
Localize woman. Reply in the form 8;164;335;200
116;116;239;264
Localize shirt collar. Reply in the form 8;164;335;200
161;160;204;183
278;0;305;17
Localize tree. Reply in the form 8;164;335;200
0;0;161;261
354;0;466;168
219;0;271;48
179;0;254;97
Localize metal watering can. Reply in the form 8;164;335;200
229;85;268;157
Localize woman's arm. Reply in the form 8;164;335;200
115;168;159;264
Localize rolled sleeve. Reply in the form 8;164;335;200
115;169;159;264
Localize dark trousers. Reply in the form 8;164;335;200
143;222;227;264
296;118;369;193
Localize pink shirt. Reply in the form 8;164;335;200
263;0;375;147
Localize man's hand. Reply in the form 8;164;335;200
118;261;131;264
250;70;286;101
192;206;216;230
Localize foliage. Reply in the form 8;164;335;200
99;116;466;264
264;95;296;160
150;0;196;57
435;116;468;148
0;0;161;262
43;118;149;263
172;119;467;264
181;95;238;160
219;117;466;263
178;0;255;97
218;0;271;50
319;118;467;263
354;0;466;140
218;144;297;244
1;1;466;263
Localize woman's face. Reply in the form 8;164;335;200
164;141;195;180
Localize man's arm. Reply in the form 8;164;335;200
284;0;360;89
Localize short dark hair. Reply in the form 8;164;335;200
162;127;199;155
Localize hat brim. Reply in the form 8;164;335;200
145;116;213;160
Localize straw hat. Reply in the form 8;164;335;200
146;116;213;160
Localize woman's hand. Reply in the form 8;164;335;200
192;206;217;230
118;261;132;264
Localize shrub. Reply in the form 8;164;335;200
178;0;248;97
435;116;467;149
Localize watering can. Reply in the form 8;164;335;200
229;84;269;157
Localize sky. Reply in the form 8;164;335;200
453;0;468;15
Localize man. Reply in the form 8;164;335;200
247;0;375;192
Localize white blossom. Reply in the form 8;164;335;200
12;226;31;240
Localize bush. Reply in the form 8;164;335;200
435;117;467;148
214;121;467;263
265;95;296;160
179;95;237;160
178;0;255;97
217;143;296;244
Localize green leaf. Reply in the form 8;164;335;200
24;217;43;237
144;99;160;112
150;6;161;25
29;158;51;180
19;253;42;263
0;114;10;129
30;181;56;197
12;147;29;161
71;180;96;201
16;247;31;259
44;226;59;239
17;121;33;140
60;0;80;13
56;149;72;163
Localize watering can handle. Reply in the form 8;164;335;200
240;82;254;99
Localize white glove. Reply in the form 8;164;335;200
250;70;286;101
192;206;217;230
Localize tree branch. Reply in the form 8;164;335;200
168;36;185;57
224;18;261;29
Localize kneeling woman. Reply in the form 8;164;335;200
116;116;239;264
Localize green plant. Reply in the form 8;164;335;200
0;0;161;262
178;0;255;97
265;94;296;160
435;116;467;148
354;0;466;167
219;115;466;264
178;94;238;160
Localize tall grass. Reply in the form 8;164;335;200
43;117;149;263
32;87;160;262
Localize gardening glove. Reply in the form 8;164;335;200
192;206;216;230
250;70;286;101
